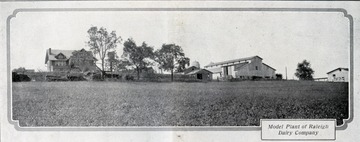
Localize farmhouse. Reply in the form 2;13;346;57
204;56;276;80
327;68;349;82
45;48;97;72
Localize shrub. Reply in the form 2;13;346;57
125;75;134;81
68;75;86;81
92;74;104;81
12;72;31;82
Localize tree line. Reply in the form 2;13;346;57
87;26;190;81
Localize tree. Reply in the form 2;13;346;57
176;57;190;72
115;59;132;72
70;49;98;73
154;43;189;81
12;67;26;74
295;60;314;80
105;52;132;72
86;26;122;76
12;72;31;82
122;38;155;80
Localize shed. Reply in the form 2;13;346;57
327;68;349;82
185;69;213;81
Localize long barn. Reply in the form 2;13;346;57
204;56;276;80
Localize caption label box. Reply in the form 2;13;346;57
261;119;335;140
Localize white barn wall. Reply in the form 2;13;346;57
204;56;276;80
261;64;276;78
327;70;349;82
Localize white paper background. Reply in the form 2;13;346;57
1;1;359;142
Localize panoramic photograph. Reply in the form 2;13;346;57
10;10;350;127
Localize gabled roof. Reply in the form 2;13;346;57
232;62;276;71
185;69;213;75
45;48;96;64
204;55;262;68
206;67;222;73
262;63;276;71
55;52;67;59
186;66;199;69
50;49;75;59
45;49;75;63
327;68;349;74
234;62;249;70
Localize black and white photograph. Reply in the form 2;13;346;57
1;1;359;142
9;8;350;127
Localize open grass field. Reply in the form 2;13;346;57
12;81;349;127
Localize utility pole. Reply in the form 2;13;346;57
285;67;288;80
110;60;113;78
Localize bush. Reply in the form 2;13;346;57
12;72;31;82
125;75;134;81
92;74;104;81
68;75;86;81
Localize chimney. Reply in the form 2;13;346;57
49;48;51;54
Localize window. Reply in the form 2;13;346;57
255;66;258;70
55;61;66;66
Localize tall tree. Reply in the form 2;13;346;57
122;38;155;80
295;60;314;80
86;26;122;76
155;43;189;81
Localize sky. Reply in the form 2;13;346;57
10;11;350;78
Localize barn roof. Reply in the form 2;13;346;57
262;63;276;71
204;55;262;68
233;62;275;71
185;69;213;75
234;62;249;69
327;68;349;74
185;66;199;69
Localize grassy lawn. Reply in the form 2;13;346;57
12;81;349;127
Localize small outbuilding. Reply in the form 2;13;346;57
327;68;349;82
186;69;213;81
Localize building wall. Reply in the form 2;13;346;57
328;70;349;82
261;64;276;78
53;60;70;72
234;64;275;79
47;60;51;72
205;65;222;80
205;56;275;80
195;70;213;81
242;56;263;77
47;60;71;72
